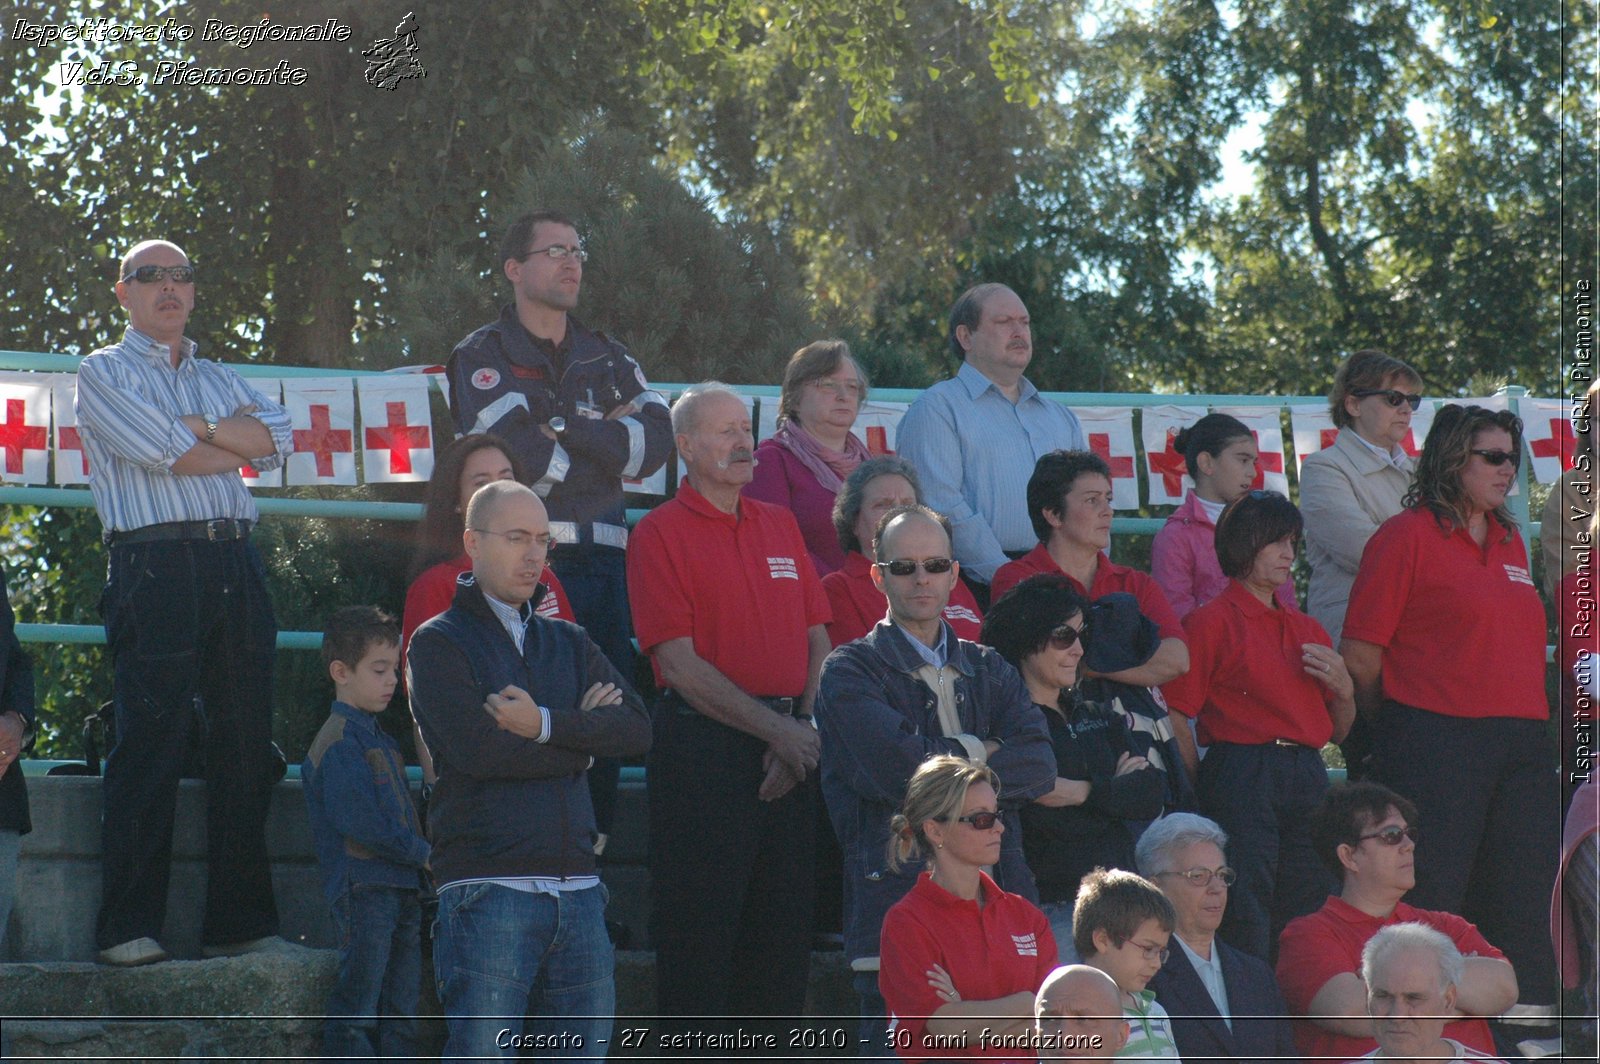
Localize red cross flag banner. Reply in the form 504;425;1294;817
51;374;90;485
1523;397;1574;483
0;372;53;485
1288;405;1337;475
237;379;285;488
283;378;357;486
1074;406;1140;510
1215;407;1290;497
1140;404;1208;506
357;375;434;483
852;399;911;457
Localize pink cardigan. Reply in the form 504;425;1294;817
1152;491;1296;617
741;437;849;575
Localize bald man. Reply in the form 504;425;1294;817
77;239;294;967
1035;964;1132;1061
408;480;650;1061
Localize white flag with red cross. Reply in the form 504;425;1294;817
237;379;285;488
1288;406;1337;476
1140;405;1208;506
851;399;911;457
1522;397;1575;484
284;378;357;486
1214;407;1290;498
0;372;53;485
358;375;434;484
52;374;90;485
1074;406;1140;510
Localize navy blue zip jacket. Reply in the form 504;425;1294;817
302;701;430;904
407;575;651;886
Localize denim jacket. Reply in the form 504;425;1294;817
815;620;1057;965
302;701;430;903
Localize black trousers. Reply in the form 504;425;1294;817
1199;741;1332;964
553;543;632;836
96;538;280;950
1375;702;1559;1007
648;699;816;1024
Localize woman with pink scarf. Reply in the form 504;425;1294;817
743;339;872;575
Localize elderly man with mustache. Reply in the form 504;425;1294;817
76;239;294;967
628;383;833;1046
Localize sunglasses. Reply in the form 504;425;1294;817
950;810;1001;831
1470;449;1520;467
1047;623;1087;651
121;264;195;284
1352;388;1423;411
875;557;954;577
1359;825;1419;846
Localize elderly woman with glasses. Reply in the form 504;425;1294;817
981;574;1165;962
1160;490;1355;963
822;456;986;647
1342;404;1560;1050
1135;813;1295;1064
742;339;872;575
878;756;1057;1062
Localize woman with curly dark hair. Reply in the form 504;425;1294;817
1342;403;1559;1051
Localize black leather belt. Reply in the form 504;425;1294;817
665;691;801;717
107;518;253;547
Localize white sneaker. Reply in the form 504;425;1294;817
98;937;169;967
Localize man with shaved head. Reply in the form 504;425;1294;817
628;382;833;1035
815;504;1054;1048
408;479;650;1060
77;239;294;966
1035;964;1131;1060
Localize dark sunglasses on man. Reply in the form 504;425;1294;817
875;557;954;577
121;265;196;284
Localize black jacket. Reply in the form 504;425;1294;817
407;575;650;886
0;571;34;835
1148;935;1297;1064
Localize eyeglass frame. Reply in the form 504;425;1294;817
517;243;588;263
874;557;955;577
467;527;555;550
948;810;1001;831
1357;824;1419;847
1351;388;1423;411
1154;865;1238;888
121;264;196;284
1469;448;1520;468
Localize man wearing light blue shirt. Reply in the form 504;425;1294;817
896;284;1085;601
77;239;293;967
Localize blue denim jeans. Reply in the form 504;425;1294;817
433;881;614;1062
96;538;280;951
322;884;421;1062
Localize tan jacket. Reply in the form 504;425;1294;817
1299;428;1414;644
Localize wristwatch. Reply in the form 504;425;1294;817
203;413;219;443
546;417;567;438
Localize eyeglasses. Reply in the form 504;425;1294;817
875;557;954;577
519;244;587;263
121;265;195;284
1047;623;1087;651
469;528;554;550
949;810;1001;831
810;379;864;399
1470;449;1520;467
1359;825;1419;846
1156;866;1237;888
1353;388;1423;411
1125;940;1171;965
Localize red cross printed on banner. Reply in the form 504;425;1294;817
60;425;90;475
292;404;354;477
0;399;47;475
1249;431;1285;489
239;462;260;479
865;425;890;456
1531;417;1574;470
1148;429;1189;497
1088;433;1135;479
1399;429;1421;457
365;401;432;475
1319;428;1339;451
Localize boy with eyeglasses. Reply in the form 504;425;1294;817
1276;782;1515;1063
1071;868;1181;1060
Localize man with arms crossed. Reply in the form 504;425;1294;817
77;239;293;966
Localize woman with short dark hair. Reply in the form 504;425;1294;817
1161;490;1354;961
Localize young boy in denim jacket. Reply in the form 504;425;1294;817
303;606;430;1060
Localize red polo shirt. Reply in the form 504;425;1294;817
1161;580;1339;747
821;552;984;648
629;481;830;696
991;544;1184;641
880;871;1057;1062
1343;507;1547;719
1277;895;1504;1062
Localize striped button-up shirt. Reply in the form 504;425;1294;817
75;327;293;532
